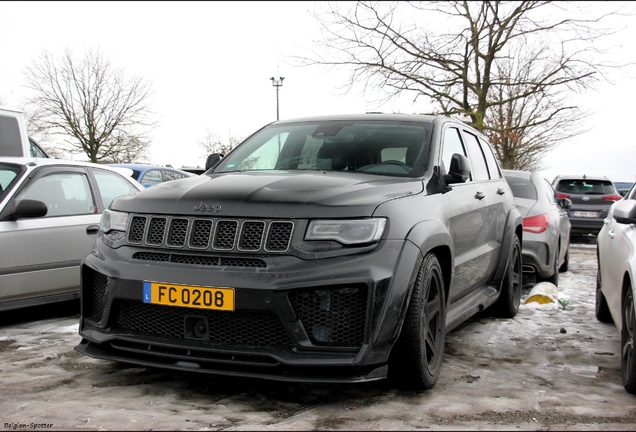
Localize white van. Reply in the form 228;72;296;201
0;106;48;158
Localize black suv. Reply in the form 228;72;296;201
552;174;622;235
76;114;522;390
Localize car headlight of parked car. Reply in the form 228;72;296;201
100;209;129;234
305;218;386;244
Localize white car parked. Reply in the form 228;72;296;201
596;184;636;394
0;157;144;311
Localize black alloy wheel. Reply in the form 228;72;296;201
494;234;522;318
622;288;636;394
389;253;446;390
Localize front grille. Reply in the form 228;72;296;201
132;252;266;268
127;215;293;254
289;286;368;348
115;301;293;350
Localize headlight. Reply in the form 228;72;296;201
305;218;386;245
100;209;129;233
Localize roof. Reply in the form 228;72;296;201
553;174;611;182
109;163;195;175
0;157;129;173
272;113;441;125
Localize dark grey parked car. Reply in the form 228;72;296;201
504;170;571;286
76;114;523;390
552;175;622;236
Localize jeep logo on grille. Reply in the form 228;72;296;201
194;202;222;213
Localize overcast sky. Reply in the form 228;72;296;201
1;1;635;184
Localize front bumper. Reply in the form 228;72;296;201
76;236;420;383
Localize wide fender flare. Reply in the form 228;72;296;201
492;208;523;288
372;219;452;350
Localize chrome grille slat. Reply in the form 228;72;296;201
126;214;294;253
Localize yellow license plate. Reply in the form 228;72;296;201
143;281;234;311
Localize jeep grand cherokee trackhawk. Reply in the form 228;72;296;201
76;114;522;390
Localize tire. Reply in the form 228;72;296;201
494;234;522;318
559;245;569;272
388;253;446;390
622;288;636;394
542;245;559;286
595;261;613;323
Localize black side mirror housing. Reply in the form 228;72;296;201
205;153;224;171
443;153;471;184
8;199;48;220
559;198;572;209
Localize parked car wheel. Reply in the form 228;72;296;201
622;289;636;394
541;245;559;286
559;246;569;273
389;253;446;390
494;235;522;318
595;261;613;323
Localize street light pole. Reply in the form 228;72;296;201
270;76;284;121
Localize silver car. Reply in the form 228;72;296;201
504;170;571;286
597;184;636;394
0;157;144;311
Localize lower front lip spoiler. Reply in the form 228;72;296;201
74;339;389;384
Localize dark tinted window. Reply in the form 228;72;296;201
479;137;501;179
442;127;467;177
555;179;615;195
543;179;557;204
462;131;489;181
162;169;189;181
505;176;537;200
0;115;23;157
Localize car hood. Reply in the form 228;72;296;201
111;171;424;218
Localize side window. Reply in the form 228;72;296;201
462;131;489;181
0;115;23;157
442;127;468;178
544;179;558;204
140;169;163;187
478;137;501;179
162;170;188;182
92;169;140;210
29;139;49;158
18;172;95;217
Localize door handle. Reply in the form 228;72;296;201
608;229;615;239
497;188;506;195
86;224;100;235
475;192;486;200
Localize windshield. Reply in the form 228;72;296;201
215;120;432;177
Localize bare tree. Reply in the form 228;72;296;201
198;128;243;158
301;1;632;170
23;47;156;163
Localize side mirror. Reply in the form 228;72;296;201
8;199;48;220
559;198;572;209
205;153;224;171
443;153;471;184
613;199;636;225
